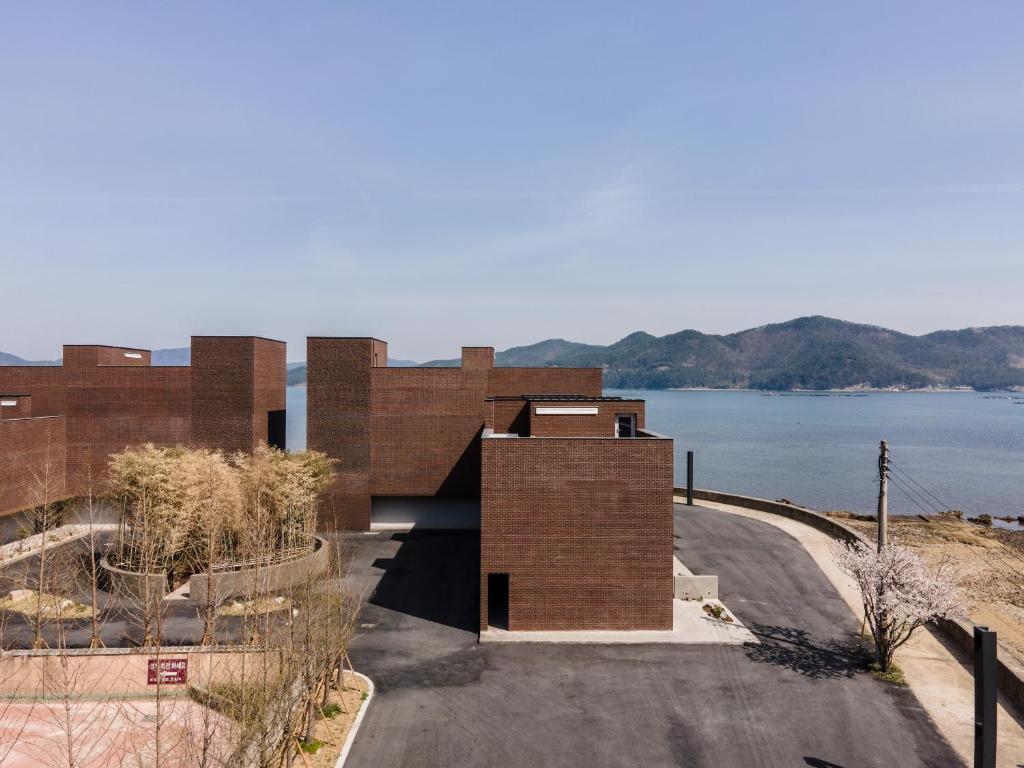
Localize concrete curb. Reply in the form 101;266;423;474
676;487;1024;715
334;671;374;768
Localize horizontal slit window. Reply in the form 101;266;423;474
534;406;599;415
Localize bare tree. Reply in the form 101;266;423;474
81;481;107;650
832;540;964;672
26;447;65;649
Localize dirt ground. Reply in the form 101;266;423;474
304;671;369;768
828;512;1024;660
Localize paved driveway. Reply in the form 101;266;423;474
343;505;962;767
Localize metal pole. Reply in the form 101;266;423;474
974;625;997;768
686;451;694;506
877;440;888;552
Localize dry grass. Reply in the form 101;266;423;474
0;589;92;620
829;513;1024;659
217;595;293;616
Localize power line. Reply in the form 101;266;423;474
888;461;951;509
888;461;955;512
887;473;945;515
886;473;936;516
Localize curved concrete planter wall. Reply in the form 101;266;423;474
99;556;168;603
189;536;331;606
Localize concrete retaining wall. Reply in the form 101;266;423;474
189;536;330;606
99;556;167;602
676;488;863;545
0;645;277;698
674;575;718;600
938;617;1024;716
675;487;1024;714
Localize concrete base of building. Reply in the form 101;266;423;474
672;555;719;600
478;599;757;645
369;496;481;530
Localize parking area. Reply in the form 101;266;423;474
342;504;962;767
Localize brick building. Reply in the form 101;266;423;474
0;337;286;519
307;338;674;632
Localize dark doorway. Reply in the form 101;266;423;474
487;573;509;630
268;409;286;450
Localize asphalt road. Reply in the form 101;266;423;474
343;505;962;768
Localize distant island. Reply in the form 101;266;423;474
7;317;1024;391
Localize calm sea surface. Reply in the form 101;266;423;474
286;386;1024;520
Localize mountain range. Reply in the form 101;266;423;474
6;318;1024;390
0;347;192;366
411;317;1024;390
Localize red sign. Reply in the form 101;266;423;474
147;657;188;685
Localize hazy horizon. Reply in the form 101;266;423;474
2;2;1022;362
4;314;1024;365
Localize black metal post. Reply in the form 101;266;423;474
686;451;694;506
974;625;997;768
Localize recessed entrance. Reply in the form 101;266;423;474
487;573;509;630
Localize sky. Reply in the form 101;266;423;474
1;2;1022;363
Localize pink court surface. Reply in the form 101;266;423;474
0;697;235;768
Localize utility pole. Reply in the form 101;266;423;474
686;451;694;506
974;625;998;768
877;440;889;552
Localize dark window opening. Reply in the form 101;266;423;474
487;573;509;630
615;413;636;438
268;409;286;450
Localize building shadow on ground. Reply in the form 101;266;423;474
744;623;870;680
369;530;479;633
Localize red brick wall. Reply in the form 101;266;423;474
307;338;375;530
0;395;32;420
371;367;488;497
0;416;66;515
369;365;604;499
63;345;150;369
0;338;283;518
305;337;614;530
527;400;645;437
480;436;674;631
0;368;65;416
461;347;494;370
252;338;287;449
487;399;529;434
63;364;191;493
190;337;251;452
190;337;286;453
487;368;602;398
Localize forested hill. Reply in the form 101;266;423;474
10;318;1024;391
417;317;1024;391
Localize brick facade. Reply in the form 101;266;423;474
524;399;646;437
306;338;377;531
0;416;66;515
307;339;607;529
0;337;285;518
307;335;674;632
190;337;287;454
0;395;32;420
480;436;674;631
